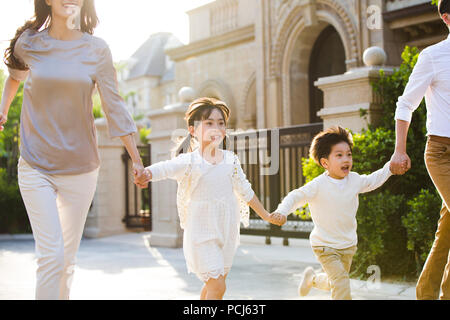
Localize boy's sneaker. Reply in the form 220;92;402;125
298;266;315;296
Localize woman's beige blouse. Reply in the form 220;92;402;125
7;28;137;175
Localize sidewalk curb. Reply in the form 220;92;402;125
0;234;34;241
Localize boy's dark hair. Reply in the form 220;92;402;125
309;126;354;167
439;0;450;15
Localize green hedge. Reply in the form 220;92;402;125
0;70;30;234
0;168;29;234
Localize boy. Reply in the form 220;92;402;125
273;126;393;300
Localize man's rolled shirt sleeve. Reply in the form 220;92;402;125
395;50;434;123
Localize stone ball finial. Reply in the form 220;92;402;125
363;46;387;67
178;86;195;103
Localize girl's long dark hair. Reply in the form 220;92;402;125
4;0;99;70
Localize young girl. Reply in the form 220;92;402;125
0;0;146;299
141;97;282;300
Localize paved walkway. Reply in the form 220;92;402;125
0;233;416;300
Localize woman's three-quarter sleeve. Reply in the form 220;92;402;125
95;42;137;138
7;30;30;82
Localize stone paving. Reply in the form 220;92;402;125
0;233;416;300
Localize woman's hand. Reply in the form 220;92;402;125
0;114;7;132
133;163;150;189
0;76;21;132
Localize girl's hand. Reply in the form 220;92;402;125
0;114;7;132
133;163;150;189
268;212;287;226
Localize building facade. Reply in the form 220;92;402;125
91;0;446;242
122;0;446;130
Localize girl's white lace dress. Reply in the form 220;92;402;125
148;149;254;282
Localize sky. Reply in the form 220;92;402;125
0;0;215;70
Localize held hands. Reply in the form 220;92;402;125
264;212;287;226
133;163;151;189
390;151;411;175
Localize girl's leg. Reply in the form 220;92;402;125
202;273;228;300
54;168;99;299
200;284;207;300
18;159;64;300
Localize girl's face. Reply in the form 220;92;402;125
46;0;84;20
320;141;353;179
189;108;226;149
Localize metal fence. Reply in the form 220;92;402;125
131;123;322;242
122;144;152;231
229;123;323;244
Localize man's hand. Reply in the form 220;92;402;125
390;151;411;175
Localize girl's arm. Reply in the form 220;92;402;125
145;153;191;182
248;195;270;222
232;155;283;225
0;76;21;131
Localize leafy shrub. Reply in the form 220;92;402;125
402;189;441;272
0;168;29;234
0;70;29;233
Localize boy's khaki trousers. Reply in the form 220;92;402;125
312;245;357;300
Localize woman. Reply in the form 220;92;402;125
0;0;148;299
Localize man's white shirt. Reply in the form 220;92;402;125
395;34;450;138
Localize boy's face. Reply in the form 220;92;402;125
320;141;353;179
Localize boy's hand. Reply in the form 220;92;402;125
390;151;411;175
268;212;287;226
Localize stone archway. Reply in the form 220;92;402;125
272;0;360;126
308;25;346;124
239;72;257;130
197;79;237;128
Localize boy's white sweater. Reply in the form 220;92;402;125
276;162;392;249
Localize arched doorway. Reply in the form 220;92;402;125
197;79;237;129
308;25;346;123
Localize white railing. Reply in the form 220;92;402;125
210;0;239;36
386;0;431;12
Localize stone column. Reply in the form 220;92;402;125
84;118;141;238
315;47;393;132
146;87;195;248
